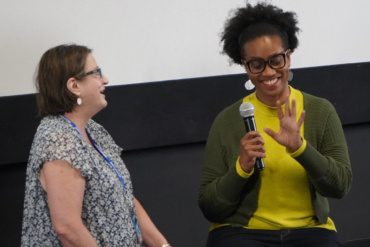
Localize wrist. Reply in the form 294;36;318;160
236;157;254;178
289;138;307;158
241;164;253;174
287;137;303;153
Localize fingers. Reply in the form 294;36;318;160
241;131;265;144
283;99;295;117
263;127;277;140
288;99;304;126
240;135;265;154
276;98;292;118
291;99;296;118
277;99;300;119
276;100;284;119
240;131;266;159
297;110;306;127
285;98;291;116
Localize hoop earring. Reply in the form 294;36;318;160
244;79;255;91
77;97;82;106
288;70;294;82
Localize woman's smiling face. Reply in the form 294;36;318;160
242;35;291;107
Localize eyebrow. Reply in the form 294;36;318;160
245;50;285;61
86;66;99;71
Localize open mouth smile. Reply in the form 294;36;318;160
261;77;278;86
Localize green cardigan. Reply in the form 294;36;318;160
199;92;352;227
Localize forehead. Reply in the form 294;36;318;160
242;35;284;59
84;53;98;70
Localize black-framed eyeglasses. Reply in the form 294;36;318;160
242;49;290;74
75;67;103;79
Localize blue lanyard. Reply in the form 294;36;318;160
87;131;127;191
62;115;126;191
62;115;142;244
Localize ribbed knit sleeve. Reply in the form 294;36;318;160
296;94;352;199
198;100;258;222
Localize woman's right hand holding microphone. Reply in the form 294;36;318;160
239;131;266;173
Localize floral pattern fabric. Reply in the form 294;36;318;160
21;115;139;247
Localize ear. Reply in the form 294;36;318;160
66;77;81;97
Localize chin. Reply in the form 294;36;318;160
95;101;108;114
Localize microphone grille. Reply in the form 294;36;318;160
239;102;255;118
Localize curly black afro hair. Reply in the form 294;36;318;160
221;2;300;65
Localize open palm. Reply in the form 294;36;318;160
264;99;305;152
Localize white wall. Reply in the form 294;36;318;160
0;0;369;97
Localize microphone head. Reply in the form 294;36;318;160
239;102;255;118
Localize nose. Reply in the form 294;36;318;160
102;75;109;85
261;64;276;77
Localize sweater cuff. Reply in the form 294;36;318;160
236;157;254;178
289;138;307;158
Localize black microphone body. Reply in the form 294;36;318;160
239;103;265;171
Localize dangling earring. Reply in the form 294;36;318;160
77;97;82;106
244;79;255;90
288;70;294;82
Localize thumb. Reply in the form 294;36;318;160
264;128;278;139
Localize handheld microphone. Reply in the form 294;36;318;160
239;102;265;171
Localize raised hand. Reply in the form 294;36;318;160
264;99;305;152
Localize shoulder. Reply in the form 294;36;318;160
37;115;63;130
213;99;243;125
207;99;245;139
33;115;94;155
302;92;336;113
35;115;73;141
29;115;84;171
302;92;341;134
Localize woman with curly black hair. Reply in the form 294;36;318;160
199;2;352;246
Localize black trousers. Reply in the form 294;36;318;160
206;226;342;247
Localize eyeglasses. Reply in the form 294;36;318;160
242;49;290;74
75;67;103;79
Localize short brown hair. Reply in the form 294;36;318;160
35;44;92;117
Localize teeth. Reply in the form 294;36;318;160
262;78;278;85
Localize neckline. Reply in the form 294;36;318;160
61;115;93;147
244;86;295;117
